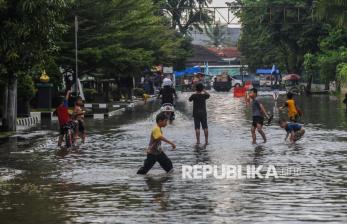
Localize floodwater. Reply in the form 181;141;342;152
1;92;347;223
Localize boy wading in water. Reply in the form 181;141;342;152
280;92;300;122
189;83;210;145
73;96;86;144
279;118;305;143
137;112;176;175
248;88;271;144
56;90;74;147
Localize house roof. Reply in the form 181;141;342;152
207;47;241;58
186;45;222;65
186;45;241;66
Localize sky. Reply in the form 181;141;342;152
209;0;241;27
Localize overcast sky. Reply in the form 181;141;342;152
210;0;231;7
209;0;240;27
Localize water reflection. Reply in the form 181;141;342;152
145;175;172;211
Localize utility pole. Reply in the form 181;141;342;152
74;15;79;95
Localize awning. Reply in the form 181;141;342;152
174;66;201;77
256;68;280;75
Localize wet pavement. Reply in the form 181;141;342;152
0;92;347;223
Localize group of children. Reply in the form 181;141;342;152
248;88;305;144
138;85;306;175
56;90;86;147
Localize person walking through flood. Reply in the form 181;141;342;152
73;96;86;144
137;112;176;175
189;83;210;145
248;88;271;144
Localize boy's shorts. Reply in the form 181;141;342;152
194;115;208;130
294;130;303;141
252;116;264;128
78;120;85;133
59;121;77;135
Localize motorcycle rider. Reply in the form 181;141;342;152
157;77;177;123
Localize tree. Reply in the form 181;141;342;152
303;53;318;93
236;0;325;74
0;0;67;131
204;22;227;47
337;63;347;88
303;28;347;90
160;0;212;35
316;0;347;28
58;0;190;80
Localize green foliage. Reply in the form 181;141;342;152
204;22;227;47
58;0;191;79
0;0;67;72
337;63;347;84
303;53;318;82
303;27;347;86
84;88;97;102
160;0;212;35
133;88;145;97
236;0;325;73
17;73;36;100
316;0;347;28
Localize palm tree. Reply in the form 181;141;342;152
204;22;227;47
316;0;347;27
163;0;212;34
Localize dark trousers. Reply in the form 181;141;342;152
137;152;173;175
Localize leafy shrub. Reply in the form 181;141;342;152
133;88;145;97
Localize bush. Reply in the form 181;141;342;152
133;88;145;97
84;88;97;102
111;85;121;101
18;74;36;101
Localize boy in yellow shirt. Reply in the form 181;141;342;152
137;112;176;174
281;92;300;122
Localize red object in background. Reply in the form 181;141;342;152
244;81;252;90
283;74;300;81
234;86;247;97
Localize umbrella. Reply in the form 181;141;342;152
283;74;300;81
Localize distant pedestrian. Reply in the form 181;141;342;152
189;83;210;145
73;96;86;144
55;90;75;147
118;76;133;102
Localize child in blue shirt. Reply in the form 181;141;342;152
279;118;305;143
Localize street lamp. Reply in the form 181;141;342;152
74;15;79;95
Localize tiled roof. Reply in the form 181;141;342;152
207;47;241;58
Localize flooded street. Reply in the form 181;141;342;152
1;92;347;223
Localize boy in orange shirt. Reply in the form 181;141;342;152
280;92;301;122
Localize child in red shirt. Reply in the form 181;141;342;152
56;90;72;147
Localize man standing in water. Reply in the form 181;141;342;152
248;88;271;144
189;83;210;145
